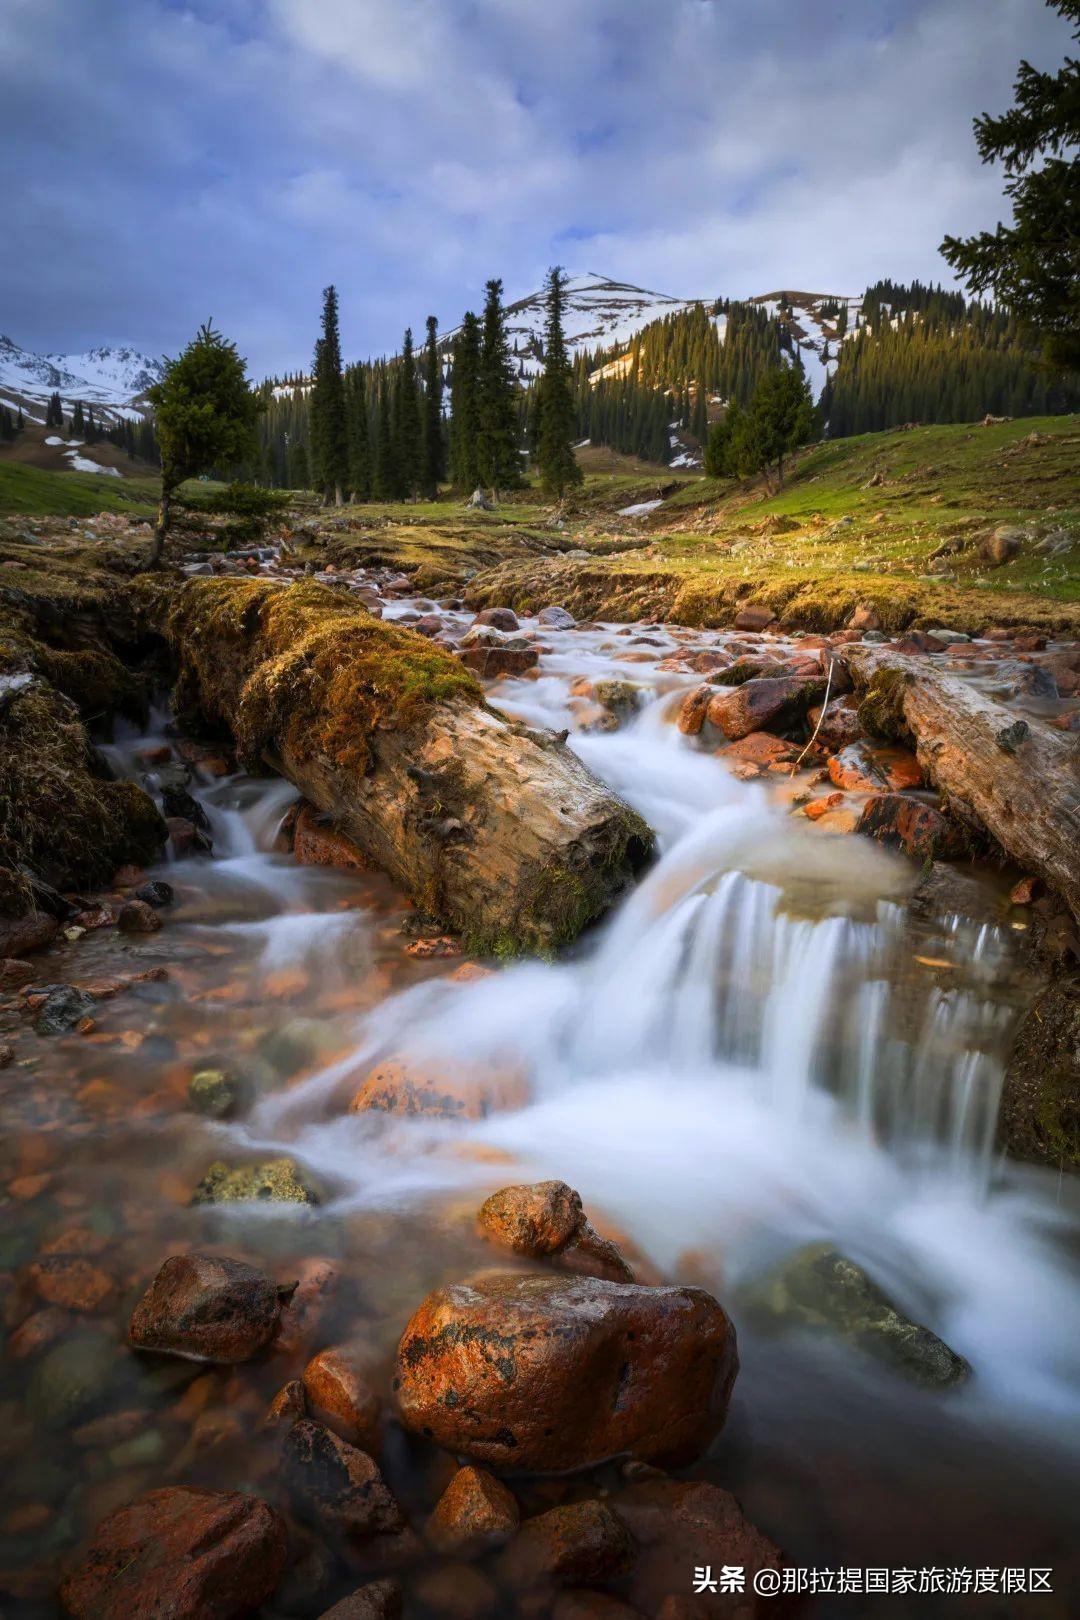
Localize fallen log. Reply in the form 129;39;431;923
165;579;653;955
839;645;1080;923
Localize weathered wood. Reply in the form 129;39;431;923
840;645;1080;923
166;578;653;955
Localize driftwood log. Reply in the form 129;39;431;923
841;644;1080;923
165;578;652;955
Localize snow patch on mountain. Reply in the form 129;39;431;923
0;335;164;415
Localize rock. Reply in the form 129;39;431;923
409;1565;499;1619
733;604;776;632
706;675;824;741
188;1068;243;1119
855;793;967;861
612;1479;783;1617
999;973;1080;1170
1009;875;1043;906
925;627;968;646
806;698;863;751
676;684;715;737
302;1345;381;1451
473;606;520;632
847;601;881;633
0;956;35;989
294;803;371;870
166;815;210;856
0;913;58;958
29;1331;121;1428
467;488;494;510
316;1581;403;1620
282;1419;407;1542
412;615;446;638
719;732;800;776
0;1042;13;1068
58;1486;286;1620
24;1256;115;1313
743;1244;970;1387
477;1180;633;1282
458;643;540;679
827;742;922;794
500;1500;636;1590
538;606;576;630
135;879;174;907
263;1379;306;1430
908;863;1000;927
129;1253;297;1363
117;899;162;934
594;679;644;722
715;655;792;687
349;1054;528;1120
35;986;97;1036
191;1157;317;1204
981;525;1023;566
427;1465;520;1555
395;1272;737;1472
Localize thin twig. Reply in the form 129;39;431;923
791;653;836;774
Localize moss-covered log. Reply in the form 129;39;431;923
841;645;1080;924
165;579;653;955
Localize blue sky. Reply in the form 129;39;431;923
1;0;1071;375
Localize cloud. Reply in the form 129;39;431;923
1;0;1072;374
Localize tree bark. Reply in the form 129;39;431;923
840;644;1080;924
165;581;653;955
150;485;171;569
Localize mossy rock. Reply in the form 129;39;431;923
999;973;1080;1170
856;667;913;741
188;1068;244;1119
35;645;146;722
191;1156;318;1206
742;1243;970;1389
594;679;645;718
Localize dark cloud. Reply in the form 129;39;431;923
1;0;1071;374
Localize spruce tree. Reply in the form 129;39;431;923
288;438;310;490
310;284;349;503
392;328;421;499
732;366;814;488
476;278;522;495
374;373;396;500
345;366;373;500
421;315;444;498
73;400;85;435
449;311;482;491
146;320;261;564
85;407;98;444
535;266;583;497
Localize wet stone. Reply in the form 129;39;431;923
188;1067;244;1119
129;1252;297;1363
282;1419;407;1543
191;1156;317;1204
35;985;96;1036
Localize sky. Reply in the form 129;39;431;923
1;0;1071;376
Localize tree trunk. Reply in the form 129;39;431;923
150;485;171;569
840;644;1080;924
165;580;653;956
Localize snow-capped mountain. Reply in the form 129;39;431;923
497;272;703;378
0;335;164;421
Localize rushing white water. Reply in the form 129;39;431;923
116;607;1080;1454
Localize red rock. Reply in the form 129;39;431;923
828;741;921;793
806;697;863;750
395;1272;738;1472
9;1306;71;1360
847;601;881;633
165;816;199;854
458;644;540;678
719;732;800;775
1009;875;1043;905
276;1258;340;1356
706;675;823;741
263;1379;306;1430
25;1256;115;1313
733;604;776;632
478;1180;634;1283
0;957;35;989
893;630;939;654
613;1479;784;1617
804;792;845;822
683;649;731;675
71;1410;149;1448
302;1346;381;1451
410;1565;499;1619
676;684;715;736
349;1054;528;1120
129;1253;296;1363
855;794;967;861
135;744;172;766
294;804;371;870
0;914;58;958
117;899;162;934
473;607;520;632
1014;633;1047;652
316;1581;403;1620
427;1465;520;1554
282;1420;407;1542
980;626;1013;642
413;615;446;638
500;1499;636;1589
58;1486;286;1619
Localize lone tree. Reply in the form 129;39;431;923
449;310;482;491
732;365;815;489
476;278;522;495
146;320;261;566
310;285;349;503
421;314;444;499
535;265;583;497
941;0;1079;371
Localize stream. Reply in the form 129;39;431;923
1;575;1078;1615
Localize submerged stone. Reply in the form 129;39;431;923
188;1068;244;1119
743;1243;970;1388
191;1156;317;1205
